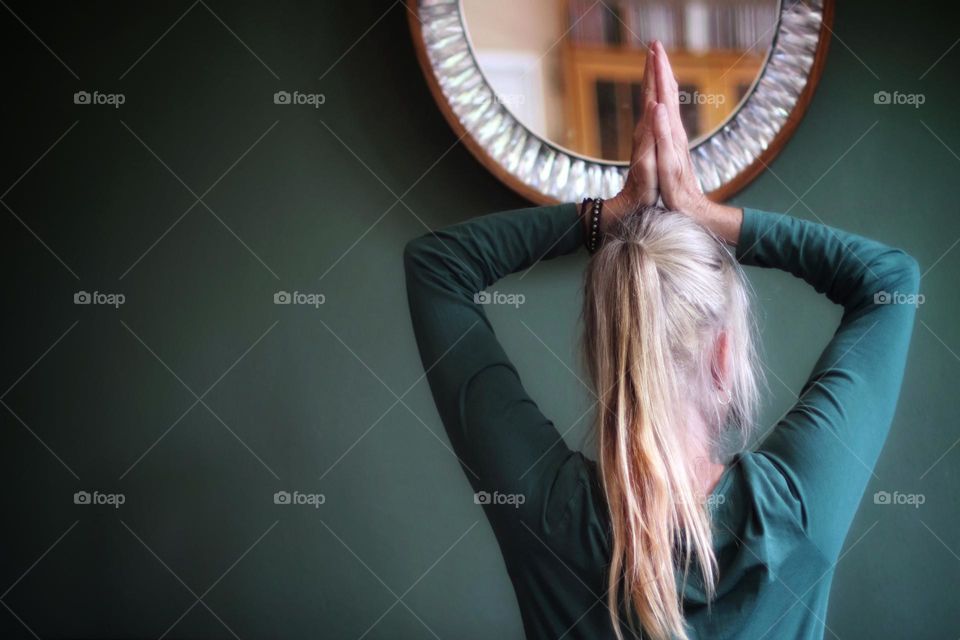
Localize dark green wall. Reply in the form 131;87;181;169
1;1;957;638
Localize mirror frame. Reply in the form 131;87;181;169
407;0;834;204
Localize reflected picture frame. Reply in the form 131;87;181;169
407;0;835;204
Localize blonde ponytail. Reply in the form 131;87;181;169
582;208;760;640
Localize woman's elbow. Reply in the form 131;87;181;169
873;248;921;297
892;249;921;293
403;234;435;278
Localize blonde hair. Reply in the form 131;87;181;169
582;207;761;640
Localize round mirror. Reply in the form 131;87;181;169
462;0;779;160
408;0;834;204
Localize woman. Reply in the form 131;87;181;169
404;42;919;640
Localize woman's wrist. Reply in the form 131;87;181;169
577;194;632;243
664;189;743;245
696;199;744;246
602;193;636;231
575;192;743;248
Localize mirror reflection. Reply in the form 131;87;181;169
462;0;780;162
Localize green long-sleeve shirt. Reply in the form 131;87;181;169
403;203;919;639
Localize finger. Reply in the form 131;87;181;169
654;41;688;147
653;103;681;183
641;45;657;110
633;118;657;174
653;104;671;152
653;41;677;112
638;99;657;146
634;51;657;146
626;106;657;203
629;52;658;199
632;101;647;142
634;97;657;155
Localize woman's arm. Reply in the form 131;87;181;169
404;46;661;543
649;39;920;558
403;204;589;539
736;210;920;559
659;169;918;562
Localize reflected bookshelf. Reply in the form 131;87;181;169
561;0;775;160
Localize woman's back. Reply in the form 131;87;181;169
404;203;918;639
506;449;829;639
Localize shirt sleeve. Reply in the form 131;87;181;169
403;203;598;544
737;208;920;559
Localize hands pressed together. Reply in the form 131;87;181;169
599;41;742;245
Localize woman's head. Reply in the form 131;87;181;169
582;207;761;640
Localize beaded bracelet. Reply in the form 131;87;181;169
583;197;603;253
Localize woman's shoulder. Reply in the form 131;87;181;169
725;450;807;529
713;450;823;570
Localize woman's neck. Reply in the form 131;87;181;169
684;405;726;497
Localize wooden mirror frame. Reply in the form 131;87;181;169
407;0;834;204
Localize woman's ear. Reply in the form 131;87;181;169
711;330;731;390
